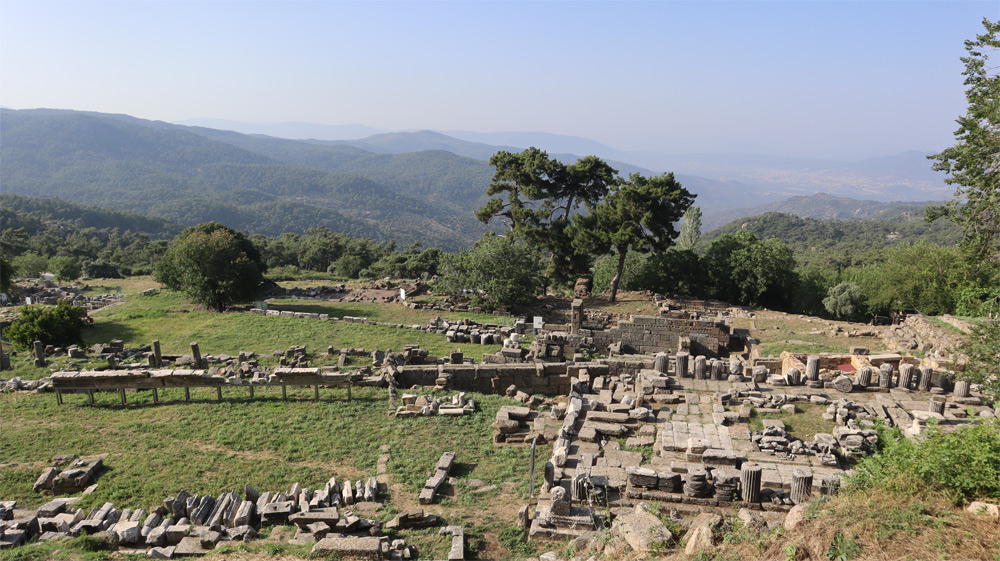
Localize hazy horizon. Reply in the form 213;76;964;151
2;1;997;160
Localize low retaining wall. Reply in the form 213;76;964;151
397;361;616;396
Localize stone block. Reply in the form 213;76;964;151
311;536;386;559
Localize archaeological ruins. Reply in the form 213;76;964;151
1;296;997;559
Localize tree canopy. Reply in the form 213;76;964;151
929;18;1000;271
434;233;544;312
704;230;797;308
573;172;695;302
156;222;266;311
476;148;618;285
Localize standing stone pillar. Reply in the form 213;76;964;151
569;299;583;335
676;352;689;378
791;468;813;504
899;363;915;390
33;340;46;367
855;366;872;388
108;355;117;369
785;368;802;386
740;464;762;503
711;359;725;381
878;363;893;389
806;355;820;381
191;342;203;369
654;353;669;375
918;366;933;391
694;356;707;380
954;380;971;398
542;461;555;493
928;398;945;415
152;340;162;368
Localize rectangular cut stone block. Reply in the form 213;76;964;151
311;536;385;559
288;509;340;529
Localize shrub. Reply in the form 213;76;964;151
11;251;48;278
848;417;1000;503
48;256;82;282
823;282;865;321
434;234;544;311
83;259;123;279
3;300;87;350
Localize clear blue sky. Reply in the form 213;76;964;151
1;0;996;159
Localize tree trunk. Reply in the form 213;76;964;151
563;195;575;221
608;248;628;303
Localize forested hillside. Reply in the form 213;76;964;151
0;109;491;250
704;210;962;269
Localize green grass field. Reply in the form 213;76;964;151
0;386;549;560
41;289;506;376
1;283;550;559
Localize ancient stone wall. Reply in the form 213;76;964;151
582;315;731;357
397;361;614;396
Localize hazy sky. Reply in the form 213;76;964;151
1;1;996;159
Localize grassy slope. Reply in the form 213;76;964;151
2;280;549;559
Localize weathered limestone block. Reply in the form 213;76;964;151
612;503;673;553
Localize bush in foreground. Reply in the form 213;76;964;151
848;417;1000;502
3;300;87;350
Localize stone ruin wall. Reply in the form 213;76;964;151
585;315;730;356
396;362;614;397
530;314;731;358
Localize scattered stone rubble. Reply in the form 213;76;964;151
5;281;123;311
0;475;420;559
33;455;103;494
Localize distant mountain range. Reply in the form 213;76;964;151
0;108;956;250
701;193;944;230
176;117;955;205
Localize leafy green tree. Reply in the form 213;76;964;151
958;321;1000;403
704;230;798;308
476;148;618;286
641;249;710;298
676;206;702;252
0;255;16;295
0;227;30;256
48;256;81;282
591;250;650;294
84;259;123;279
332;254;365;278
156;222;265;311
475;148;570;235
3;301;86;350
574;172;695;303
858;242;959;315
434;233;544;311
823;282;865;321
12;252;48;279
929;18;1000;282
